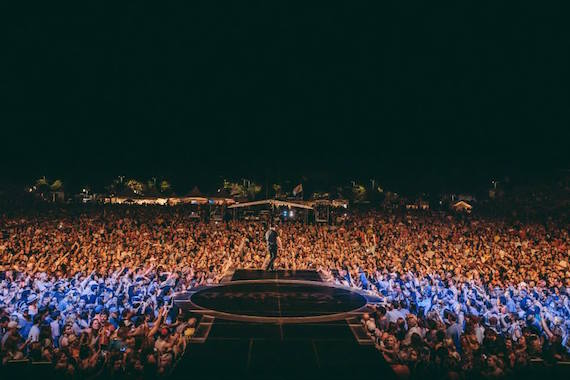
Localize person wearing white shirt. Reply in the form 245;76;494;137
27;316;41;343
50;313;61;347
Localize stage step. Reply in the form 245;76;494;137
347;318;374;345
190;316;215;343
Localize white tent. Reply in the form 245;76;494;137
452;200;473;212
228;199;313;223
227;199;313;210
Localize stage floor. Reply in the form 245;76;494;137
190;281;368;319
171;270;395;380
230;269;323;282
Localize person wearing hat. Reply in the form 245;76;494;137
18;305;33;339
108;307;120;329
27;292;39;316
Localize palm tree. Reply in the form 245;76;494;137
126;179;144;195
248;184;262;200
352;184;367;202
34;176;50;198
160;180;172;194
50;180;63;191
146;179;158;195
272;184;282;198
106;176;129;196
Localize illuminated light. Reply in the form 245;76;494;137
290;211;294;217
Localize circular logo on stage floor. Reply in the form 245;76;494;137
182;280;368;323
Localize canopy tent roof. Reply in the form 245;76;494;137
108;196;169;205
227;199;313;210
452;200;473;210
186;186;206;198
308;199;349;208
179;186;208;204
207;189;235;205
209;197;236;205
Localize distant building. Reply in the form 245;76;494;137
405;200;430;210
104;186;235;207
383;192;402;209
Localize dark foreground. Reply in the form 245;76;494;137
171;269;396;380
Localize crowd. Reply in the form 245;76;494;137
0;205;569;379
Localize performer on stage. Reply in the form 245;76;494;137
264;225;281;270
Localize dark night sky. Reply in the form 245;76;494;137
2;2;569;193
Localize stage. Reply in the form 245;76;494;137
171;269;395;379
